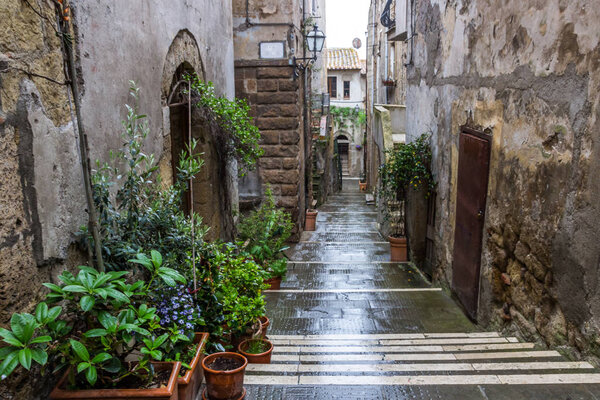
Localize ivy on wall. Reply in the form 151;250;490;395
330;106;366;128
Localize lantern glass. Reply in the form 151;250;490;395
306;25;325;53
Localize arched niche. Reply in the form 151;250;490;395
161;30;224;241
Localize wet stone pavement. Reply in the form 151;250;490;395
243;178;600;399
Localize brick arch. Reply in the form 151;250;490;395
161;29;205;101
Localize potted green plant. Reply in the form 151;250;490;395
237;338;273;364
359;173;367;191
201;352;247;400
378;133;434;262
0;249;193;399
238;186;293;286
305;209;318;231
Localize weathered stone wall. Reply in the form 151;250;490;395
0;1;236;397
235;60;305;237
406;0;600;360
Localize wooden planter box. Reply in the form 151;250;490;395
50;362;181;400
178;332;209;400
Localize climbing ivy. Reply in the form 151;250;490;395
187;74;263;172
330;106;366;128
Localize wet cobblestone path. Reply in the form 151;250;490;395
244;178;600;399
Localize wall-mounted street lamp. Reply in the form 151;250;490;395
293;24;326;77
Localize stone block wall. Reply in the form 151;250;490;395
235;60;305;237
405;0;600;362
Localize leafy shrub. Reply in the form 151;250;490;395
1;250;193;388
378;133;434;200
238;186;293;278
86;83;207;273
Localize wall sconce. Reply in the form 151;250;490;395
292;24;326;77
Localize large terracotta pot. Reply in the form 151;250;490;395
238;339;273;364
50;362;181;400
259;316;270;338
264;276;281;290
359;182;367;192
202;352;247;400
389;236;408;262
178;332;209;400
305;210;318;231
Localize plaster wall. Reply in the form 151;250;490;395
0;1;235;396
406;0;600;360
329;70;364;108
232;0;302;61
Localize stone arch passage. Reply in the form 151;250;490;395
336;133;350;176
162;31;224;241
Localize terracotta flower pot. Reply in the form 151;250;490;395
264;276;281;290
305;210;318;231
178;332;209;400
259;316;270;338
389;236;408;262
359;182;367;192
50;362;181;400
202;352;247;400
238;338;273;364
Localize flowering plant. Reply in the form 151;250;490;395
152;284;204;338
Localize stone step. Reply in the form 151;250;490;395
244;374;600;386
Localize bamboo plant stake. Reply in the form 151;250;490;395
54;0;105;271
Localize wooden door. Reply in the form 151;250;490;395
452;127;491;320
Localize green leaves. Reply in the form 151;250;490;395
379;133;434;201
0;311;56;379
129;251;186;288
70;340;89;362
80;295;95;312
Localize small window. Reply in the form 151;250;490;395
328;77;337;98
343;81;350;99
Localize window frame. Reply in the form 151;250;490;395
328;76;338;98
343;80;351;99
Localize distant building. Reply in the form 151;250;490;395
326;48;366;177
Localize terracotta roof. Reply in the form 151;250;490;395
326;48;362;70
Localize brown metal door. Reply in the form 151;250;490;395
452;128;491;320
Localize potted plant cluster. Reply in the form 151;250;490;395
378;133;435;262
359;173;367;192
0;80;267;399
238;186;293;290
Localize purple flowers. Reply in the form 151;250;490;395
152;284;202;336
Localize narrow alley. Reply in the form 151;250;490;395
244;178;600;399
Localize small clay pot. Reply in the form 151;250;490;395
305;210;318;231
178;332;209;400
238;338;274;364
259;316;270;338
50;362;181;400
389;236;408;262
359;182;367;191
264;276;281;290
202;352;247;400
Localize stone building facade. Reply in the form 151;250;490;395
403;0;600;361
326;48;366;177
0;1;235;397
233;0;331;235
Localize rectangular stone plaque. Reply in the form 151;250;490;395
260;41;285;59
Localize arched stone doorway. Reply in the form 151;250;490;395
161;30;225;241
336;134;350;176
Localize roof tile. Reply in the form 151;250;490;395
326;48;362;70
